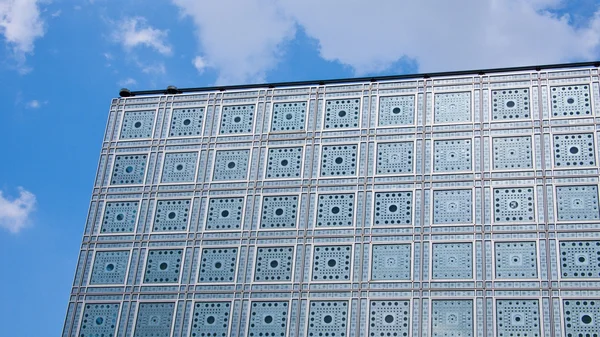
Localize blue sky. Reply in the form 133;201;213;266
0;0;600;336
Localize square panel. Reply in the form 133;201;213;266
563;299;600;337
433;139;472;172
491;88;530;120
493;136;533;170
433;189;472;224
378;95;415;126
324;98;360;129
120;110;155;139
161;152;198;183
78;303;120;337
261;195;298;229
373;191;413;226
376;142;414;174
133;302;175;337
553;133;596;167
371;244;411;280
219;104;255;134
190;302;231;337
495;242;538;279
271;101;306;132
493;188;535;223
213;149;250;181
496;300;540;337
550;84;591;117
312;245;352;281
169;107;204;137
316;193;354;228
320;144;358;176
254;247;294;282
431;300;473;337
559;241;600;278
90;250;130;285
248;301;289;337
556;185;600;221
153;199;190;232
432;243;473;279
101;201;138;233
307;301;348;337
205;197;244;230
434;92;471;123
198;247;238;283
143;249;183;284
111;154;147;185
265;147;303;179
369;300;410;337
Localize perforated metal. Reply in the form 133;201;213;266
431;300;473;337
312;245;352;281
143;249;183;283
190;302;231;337
371;244;411;280
266;147;302;179
153;199;190;232
433;189;472;224
434;139;472;172
205;197;244;230
378;95;415;126
271;101;306;131
563;299;600;337
120;110;154;139
493;136;533;169
316;193;354;227
101;201;138;233
248;301;289;337
551;85;591;117
307;301;348;337
432;243;473;279
495;242;538;279
376;142;413;174
553;134;596;167
324;99;360;129
111;155;147;185
261;196;298;229
373;192;413;226
491;88;530;120
559;241;600;278
198;247;238;283
133;302;175;337
434;92;471;123
213;149;250;181
161;152;198;183
78;303;120;337
556;185;600;221
369;300;410;337
320;144;358;176
220;104;255;134
254;247;294;282
170;107;203;137
496;300;540;337
90;250;129;284
493;188;535;223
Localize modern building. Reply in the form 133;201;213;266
62;62;600;337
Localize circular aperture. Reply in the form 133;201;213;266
331;206;340;214
207;316;215;324
514;315;522;322
106;264;115;272
506;101;515;108
570;146;579;154
509;201;519;209
95;317;104;325
116;214;125;221
448;256;457;264
168;212;176;219
385;315;394;323
125;166;134;173
389;204;398;212
275;208;284;216
448;103;457;111
227;162;236;169
324;315;333;324
280;159;289;166
448;202;458;210
338;110;346;117
567;98;575;104
134;121;142;128
448;314;458;323
392;107;401;114
270;260;278;268
183;119;191;126
264;315;273;324
221;210;229;217
579;256;586;263
285;113;293;120
335;157;344;164
159;262;168;270
582;315;592;324
327;259;337;267
234;116;241;123
176;164;184;171
215;262;222;269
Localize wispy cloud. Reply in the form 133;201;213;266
0;187;36;233
118;77;137;87
50;9;61;18
26;99;40;108
192;55;207;73
112;17;172;55
0;0;45;69
139;62;166;74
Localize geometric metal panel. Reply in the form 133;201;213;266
248;301;289;337
111;154;147;185
376;142;413;174
133;302;175;337
371;244;411;280
320;144;358;176
378;95;415;126
550;85;591;117
369;300;410;337
265;147;303;179
495;242;538;279
556;185;600;221
153;199;190;232
190;302;231;337
553;134;596;167
559;241;600;278
433;189;472;224
101;201;138;233
220;105;255;134
213;149;250;181
120;110;155;139
324;99;360;129
493;136;533;170
432;243;473;279
373;192;413;226
205;197;244;230
307;301;348;337
271;101;306;132
261;196;298;229
496;300;540;337
90;250;130;284
563;299;600;337
493;188;535;223
316;193;354;227
254;247;294;282
433;139;472;172
169;107;204;137
312;245;352;281
78;303;120;337
434;92;471;123
161;152;198;183
491;88;530;120
431;300;473;337
198;247;238;283
143;249;183;284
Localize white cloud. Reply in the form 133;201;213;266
140;62;166;74
112;17;172;55
0;187;36;233
192;55;207;73
50;9;61;18
118;77;137;87
0;0;45;61
26;99;39;108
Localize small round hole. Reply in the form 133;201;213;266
331;206;340;214
234;116;241;123
385;315;394;323
227;162;236;169
506;101;515;108
392;107;401;114
567;98;575;104
176;164;184;171
570;146;579;154
159;262;168;270
338;110;346;117
327;259;337;267
270;260;278;268
335;157;344;164
134;122;142;128
264;315;273;324
125;166;134;173
116;214;125;221
579;256;586;263
214;262;222;269
183;119;191;126
95;317;104;325
389;205;398;212
582;315;592;324
105;264;115;272
509;201;519;209
280;159;288;166
207;316;215;324
324;315;333;324
275;208;284;216
168;212;176;219
285;113;293;120
221;210;229;217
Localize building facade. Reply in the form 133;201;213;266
63;63;600;337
